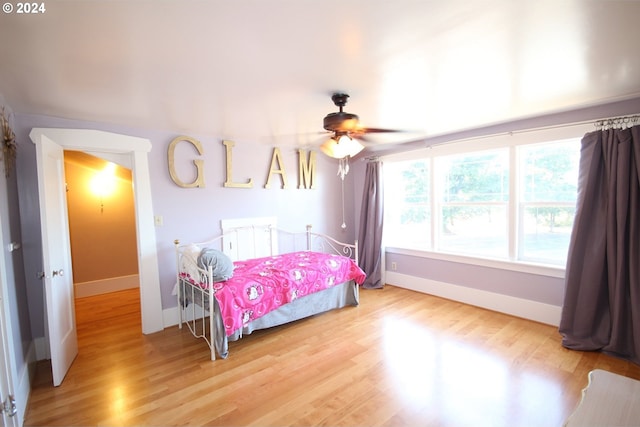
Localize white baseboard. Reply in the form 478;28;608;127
163;306;179;328
33;336;49;361
74;274;139;298
385;271;561;326
163;304;211;329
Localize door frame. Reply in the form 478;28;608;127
29;128;163;334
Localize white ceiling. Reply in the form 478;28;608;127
1;0;640;153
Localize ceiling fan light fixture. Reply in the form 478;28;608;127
320;137;340;158
341;134;364;157
320;133;364;159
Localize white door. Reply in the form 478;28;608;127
35;136;78;386
0;218;18;426
0;305;17;427
0;308;9;427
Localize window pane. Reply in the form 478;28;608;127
520;205;576;265
520;139;580;202
441;150;509;203
439;204;508;258
438;150;509;258
519;139;580;264
384;160;431;248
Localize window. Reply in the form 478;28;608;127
384;134;581;267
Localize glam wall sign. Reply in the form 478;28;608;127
168;136;317;190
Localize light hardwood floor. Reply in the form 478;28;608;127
25;285;640;427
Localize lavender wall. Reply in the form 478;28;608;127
14;113;356;338
385;253;564;305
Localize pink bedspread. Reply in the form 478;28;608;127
211;251;365;336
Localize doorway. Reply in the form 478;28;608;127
30;128;163;335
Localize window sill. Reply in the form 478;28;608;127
385;246;566;279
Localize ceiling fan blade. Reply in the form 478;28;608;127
317;93;417;150
360;127;404;134
355;128;417;145
355;134;376;144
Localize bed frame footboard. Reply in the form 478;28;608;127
304;224;359;262
178;280;217;360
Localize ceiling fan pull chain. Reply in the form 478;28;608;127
337;157;350;180
341;170;347;229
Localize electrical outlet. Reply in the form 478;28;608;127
391;262;397;271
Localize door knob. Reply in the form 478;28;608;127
52;269;64;277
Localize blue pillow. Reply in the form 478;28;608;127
197;248;234;282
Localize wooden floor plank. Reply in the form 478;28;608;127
24;285;640;426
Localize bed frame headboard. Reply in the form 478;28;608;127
220;217;278;261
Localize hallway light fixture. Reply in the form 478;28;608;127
90;162;118;212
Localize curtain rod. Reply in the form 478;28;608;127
365;112;640;161
421;112;640;150
497;112;640;137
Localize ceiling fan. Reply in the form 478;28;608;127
320;92;405;229
320;92;403;161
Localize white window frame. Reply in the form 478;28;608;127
382;122;593;278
